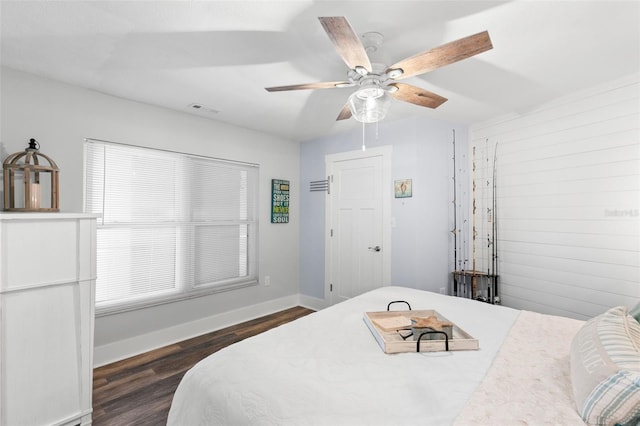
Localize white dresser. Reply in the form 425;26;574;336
0;213;97;426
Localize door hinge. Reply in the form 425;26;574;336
330;283;333;292
330;229;333;237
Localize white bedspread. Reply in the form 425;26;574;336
168;286;520;426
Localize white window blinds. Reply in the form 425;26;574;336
84;140;259;313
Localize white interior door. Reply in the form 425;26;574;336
325;146;391;305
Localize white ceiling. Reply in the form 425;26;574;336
1;1;639;142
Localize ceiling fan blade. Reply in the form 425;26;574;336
390;83;448;109
336;103;352;121
386;31;492;80
319;17;372;72
265;81;350;92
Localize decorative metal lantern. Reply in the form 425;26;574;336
3;138;59;212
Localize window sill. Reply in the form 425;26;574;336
95;279;259;317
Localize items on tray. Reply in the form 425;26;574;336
411;315;453;341
364;309;479;353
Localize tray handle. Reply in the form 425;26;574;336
416;331;449;352
387;300;411;311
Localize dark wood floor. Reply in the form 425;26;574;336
92;306;314;426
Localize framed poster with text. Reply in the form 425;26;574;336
271;179;290;223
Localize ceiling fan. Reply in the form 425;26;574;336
265;17;493;123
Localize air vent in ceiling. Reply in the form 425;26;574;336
188;103;219;115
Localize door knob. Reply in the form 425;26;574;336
368;246;381;252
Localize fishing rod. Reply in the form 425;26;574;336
492;142;499;303
486;138;493;303
471;145;477;299
452;129;458;273
451;130;460;297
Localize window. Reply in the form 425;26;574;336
84;140;259;314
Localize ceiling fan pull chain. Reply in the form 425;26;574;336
362;121;366;151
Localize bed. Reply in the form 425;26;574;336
167;286;640;426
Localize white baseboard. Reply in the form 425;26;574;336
298;294;327;311
94;294;303;367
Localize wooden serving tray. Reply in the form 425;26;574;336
363;309;479;353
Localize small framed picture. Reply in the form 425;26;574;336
394;179;412;198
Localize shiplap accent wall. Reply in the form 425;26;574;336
470;75;640;320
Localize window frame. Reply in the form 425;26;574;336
84;139;260;316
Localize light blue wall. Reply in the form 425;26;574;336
300;116;469;300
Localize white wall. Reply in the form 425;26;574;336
470;74;640;320
0;67;301;365
299;116;469;302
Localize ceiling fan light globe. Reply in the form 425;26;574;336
348;89;391;123
355;86;385;100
